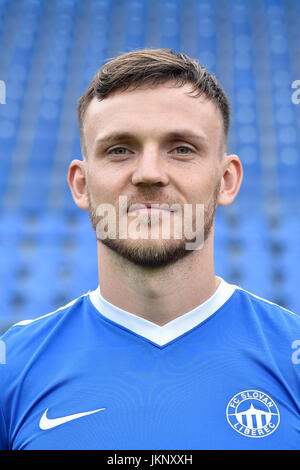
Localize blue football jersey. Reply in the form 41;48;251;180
0;278;299;450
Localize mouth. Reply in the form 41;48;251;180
127;202;176;215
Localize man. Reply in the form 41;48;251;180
0;49;299;450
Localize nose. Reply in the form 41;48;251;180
131;149;169;187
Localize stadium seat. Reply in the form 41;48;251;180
0;0;299;332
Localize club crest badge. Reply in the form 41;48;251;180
226;390;280;438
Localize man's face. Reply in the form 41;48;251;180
82;82;224;268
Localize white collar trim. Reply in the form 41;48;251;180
89;277;237;346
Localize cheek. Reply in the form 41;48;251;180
86;172;106;203
87;169;122;207
185;172;219;202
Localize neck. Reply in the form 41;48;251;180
97;234;219;326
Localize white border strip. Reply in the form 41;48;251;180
89;277;237;346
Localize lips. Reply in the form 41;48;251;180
128;202;175;213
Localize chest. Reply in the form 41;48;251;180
9;348;300;449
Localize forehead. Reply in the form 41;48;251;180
83;82;223;148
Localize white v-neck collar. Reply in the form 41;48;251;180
89;277;237;346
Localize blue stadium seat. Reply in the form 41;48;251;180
0;0;300;331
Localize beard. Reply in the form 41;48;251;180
88;184;220;268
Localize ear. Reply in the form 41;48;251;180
67;159;89;210
217;154;243;207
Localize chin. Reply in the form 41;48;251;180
99;237;194;268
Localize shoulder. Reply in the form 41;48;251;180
0;291;91;367
232;285;300;341
235;285;299;320
228;285;300;386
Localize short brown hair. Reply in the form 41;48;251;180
77;48;230;155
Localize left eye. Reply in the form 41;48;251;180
173;146;192;154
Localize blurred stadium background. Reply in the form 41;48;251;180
0;0;299;333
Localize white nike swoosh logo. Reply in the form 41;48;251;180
39;407;106;430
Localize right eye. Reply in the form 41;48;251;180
107;147;131;155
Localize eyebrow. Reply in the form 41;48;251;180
94;130;209;148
